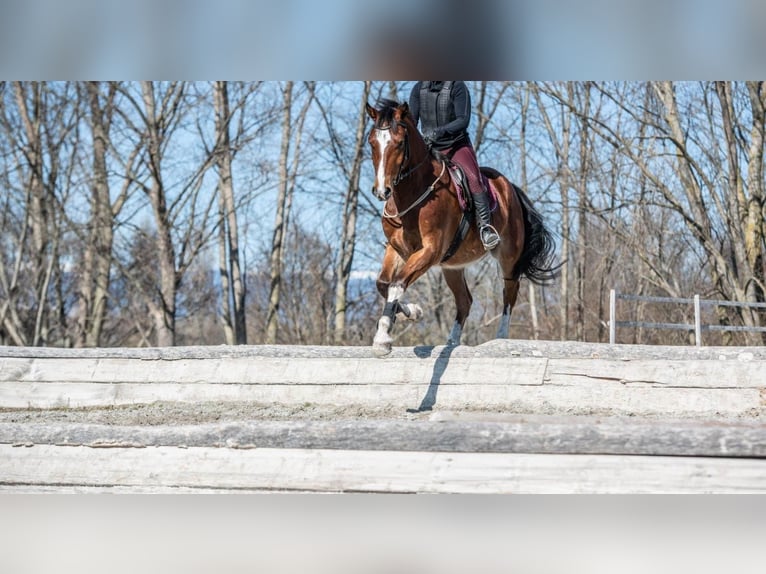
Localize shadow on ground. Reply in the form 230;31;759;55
407;345;457;413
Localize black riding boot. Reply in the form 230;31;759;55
473;190;500;250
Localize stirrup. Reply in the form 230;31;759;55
480;225;500;250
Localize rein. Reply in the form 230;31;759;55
392;132;429;186
382;160;446;219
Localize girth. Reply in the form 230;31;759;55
441;209;473;263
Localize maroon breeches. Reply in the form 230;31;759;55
449;143;484;195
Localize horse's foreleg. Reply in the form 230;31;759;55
372;282;425;357
496;278;520;339
372;296;398;357
373;245;408;357
372;245;438;357
375;244;402;299
442;268;472;346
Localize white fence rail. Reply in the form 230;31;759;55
609;289;766;346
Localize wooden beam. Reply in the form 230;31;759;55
2;444;765;493
2;416;765;457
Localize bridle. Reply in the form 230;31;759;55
375;122;429;187
382;160;445;219
375;121;444;219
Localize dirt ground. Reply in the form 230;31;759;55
1;398;762;427
0;401;433;426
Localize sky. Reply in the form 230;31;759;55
0;0;763;79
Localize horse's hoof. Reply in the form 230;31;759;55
372;343;392;358
397;303;423;322
372;330;393;357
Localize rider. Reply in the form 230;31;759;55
408;81;500;250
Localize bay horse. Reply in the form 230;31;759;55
366;99;556;357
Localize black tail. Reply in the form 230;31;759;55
513;185;559;285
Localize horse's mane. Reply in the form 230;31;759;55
372;98;443;159
372;98;406;129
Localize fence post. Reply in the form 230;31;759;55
694;294;702;347
609;289;616;344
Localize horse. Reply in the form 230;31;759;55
365;99;557;357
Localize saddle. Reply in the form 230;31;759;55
440;160;499;263
446;161;498;213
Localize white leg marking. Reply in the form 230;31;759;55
496;307;510;339
374;316;392;343
387;284;404;302
447;321;463;346
396;303;423;322
372;316;393;357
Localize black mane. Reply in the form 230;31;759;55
373;98;404;129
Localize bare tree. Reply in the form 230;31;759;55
213;80;247;345
558;81;766;343
265;81;314;344
472;81;511;153
574;82;591;341
265;81;294;345
649;82;764;340
715;81;765;323
532;82;572;340
116;81;220;346
0;82;80;346
328;81;371;343
74;81;134;347
519;84;540;339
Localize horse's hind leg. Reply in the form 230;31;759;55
442;267;472;346
496;277;520;339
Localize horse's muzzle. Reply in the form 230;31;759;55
372;186;392;201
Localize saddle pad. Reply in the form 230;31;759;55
449;165;498;213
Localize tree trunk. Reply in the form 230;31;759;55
744;81;766;340
575;82;590;341
216;190;234;345
76;81;116;347
214;81;247;345
141;81;180;347
266;81;294;344
519;85;540;339
333;81;371;344
532;82;571;341
14;82;51;345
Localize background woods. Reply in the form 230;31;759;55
0;81;764;348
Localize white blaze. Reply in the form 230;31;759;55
374;129;391;191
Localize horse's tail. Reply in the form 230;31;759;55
513;184;559;285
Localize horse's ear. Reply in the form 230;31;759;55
365;102;377;121
398;102;410;118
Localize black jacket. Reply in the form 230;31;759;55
408;81;471;151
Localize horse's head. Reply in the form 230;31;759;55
366;99;420;201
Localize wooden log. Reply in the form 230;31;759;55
0;356;548;385
2;444;765;493
2;342;765;418
545;358;765;388
3;339;766;360
1;415;765;457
